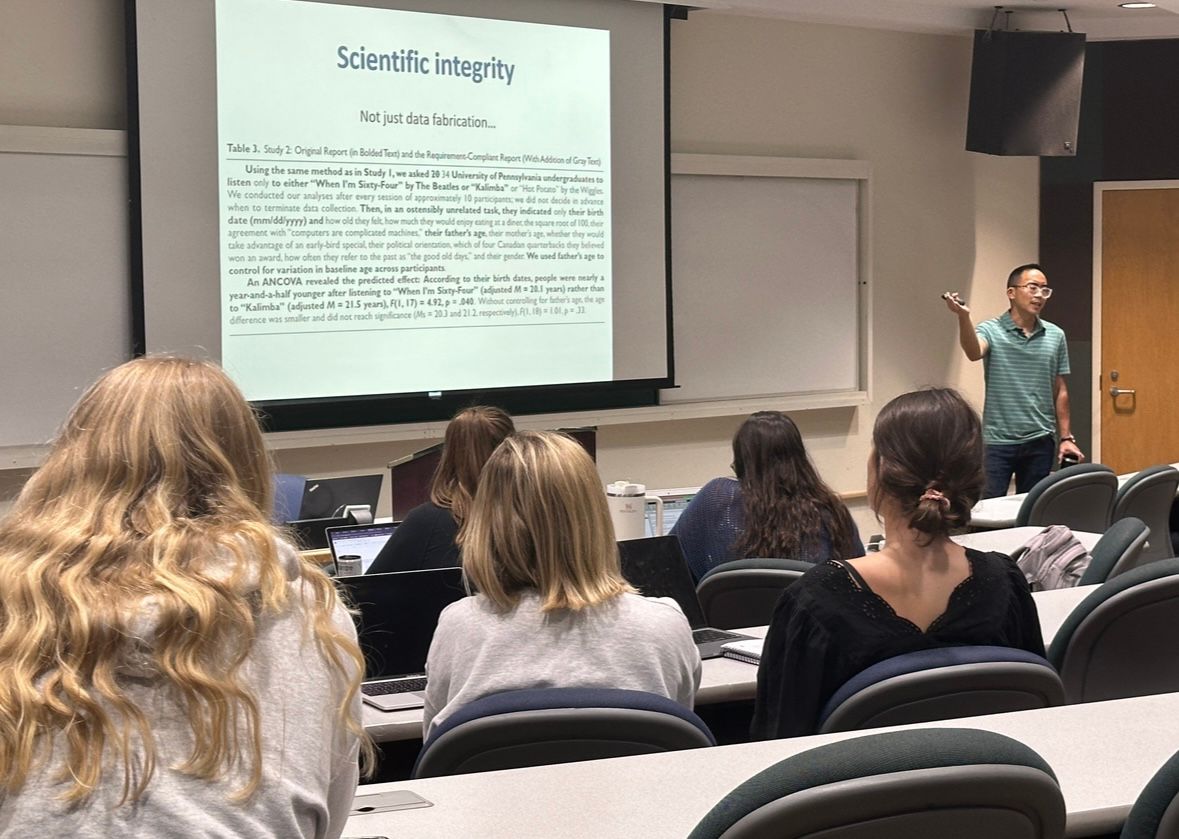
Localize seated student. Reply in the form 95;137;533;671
369;405;514;574
670;411;864;580
0;357;368;838
422;431;702;735
751;388;1045;740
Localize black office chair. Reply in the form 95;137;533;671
1048;557;1179;703
1122;748;1179;838
1113;465;1179;564
696;558;812;630
1077;517;1151;585
816;646;1065;734
688;727;1065;839
412;687;715;779
1016;463;1117;531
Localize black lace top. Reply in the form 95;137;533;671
750;549;1045;740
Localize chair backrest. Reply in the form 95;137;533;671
1048;558;1179;703
696;558;812;630
1017;463;1117;531
1078;517;1151;585
1122;748;1179;839
688;727;1065;839
412;687;715;779
1113;465;1179;564
816;646;1065;734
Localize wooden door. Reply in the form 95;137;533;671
1100;187;1179;473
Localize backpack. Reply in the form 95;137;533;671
1016;525;1092;591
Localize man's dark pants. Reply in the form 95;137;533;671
983;435;1056;499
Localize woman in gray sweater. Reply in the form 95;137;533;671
423;431;701;735
0;358;368;839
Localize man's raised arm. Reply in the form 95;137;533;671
944;292;988;361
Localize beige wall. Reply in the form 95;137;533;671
0;7;1038;535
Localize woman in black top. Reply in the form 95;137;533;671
368;406;514;573
751;388;1044;740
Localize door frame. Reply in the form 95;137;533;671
1090;179;1179;464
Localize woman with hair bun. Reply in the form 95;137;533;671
751;388;1044;740
0;357;368;837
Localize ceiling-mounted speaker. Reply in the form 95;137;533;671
966;29;1086;156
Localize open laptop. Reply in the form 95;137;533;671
325;522;398;575
300;473;383;521
618;535;753;659
288;515;352;551
335;568;467;711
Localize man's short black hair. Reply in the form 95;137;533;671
1007;263;1044;287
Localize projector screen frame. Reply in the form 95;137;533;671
124;0;677;433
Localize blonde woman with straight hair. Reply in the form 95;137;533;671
0;357;369;839
369;405;514;573
421;431;701;735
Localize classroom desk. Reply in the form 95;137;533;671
952;527;1101;555
970;462;1179;530
363;625;774;743
363;585;1091;743
346;692;1179;838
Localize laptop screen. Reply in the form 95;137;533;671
617;536;708;630
300;474;384;520
335;568;468;680
326;522;397;574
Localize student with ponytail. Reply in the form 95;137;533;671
751;388;1044;740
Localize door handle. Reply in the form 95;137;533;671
1110;387;1137;397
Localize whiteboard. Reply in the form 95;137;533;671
665;154;869;404
0;127;131;449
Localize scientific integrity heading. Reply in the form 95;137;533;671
337;46;516;86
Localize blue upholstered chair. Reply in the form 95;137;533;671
1016;463;1117;531
1077;516;1151;585
1112;465;1179;564
688;727;1065;839
816;646;1064;734
696;558;813;630
1122;748;1179;838
412;687;715;779
1048;557;1179;703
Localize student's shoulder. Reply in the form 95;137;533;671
620;592;691;626
696;476;740;501
404;501;455;525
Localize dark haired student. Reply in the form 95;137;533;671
751;389;1044;740
369;405;513;573
670;411;864;581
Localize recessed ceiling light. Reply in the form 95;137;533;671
1118;2;1157;8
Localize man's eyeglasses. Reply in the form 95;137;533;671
1014;283;1053;298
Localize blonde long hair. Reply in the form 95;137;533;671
0;357;369;804
460;431;632;612
429;405;515;525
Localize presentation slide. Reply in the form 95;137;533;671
215;0;613;401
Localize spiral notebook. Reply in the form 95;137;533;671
720;638;764;665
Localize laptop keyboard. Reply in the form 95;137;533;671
693;628;740;645
363;676;428;696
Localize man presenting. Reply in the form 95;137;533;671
945;263;1085;498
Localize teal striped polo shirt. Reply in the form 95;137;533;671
976;311;1070;446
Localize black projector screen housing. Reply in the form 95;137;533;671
126;0;674;431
